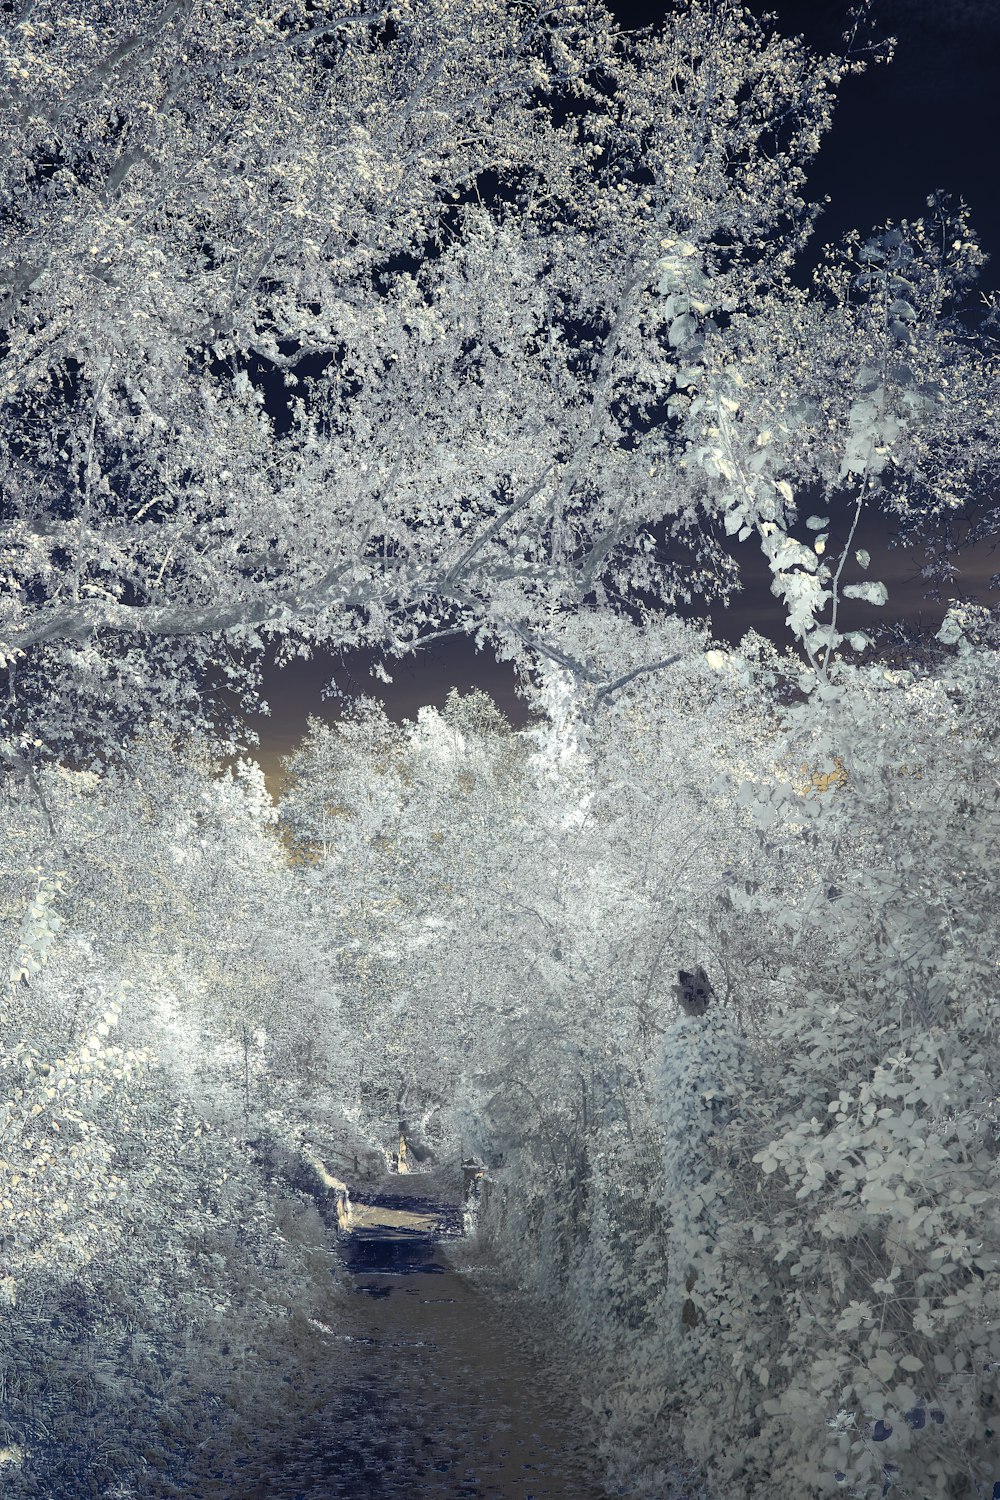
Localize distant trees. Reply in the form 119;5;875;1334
278;690;533;1153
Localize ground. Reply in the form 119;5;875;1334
191;1168;609;1499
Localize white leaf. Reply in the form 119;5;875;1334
842;581;888;606
669;313;697;348
936;609;965;645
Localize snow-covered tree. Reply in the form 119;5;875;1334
2;0;995;766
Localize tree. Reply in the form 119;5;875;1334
343;625;998;1500
4;3;1000;1494
0;737;355;1499
278;691;532;1156
3;0;994;766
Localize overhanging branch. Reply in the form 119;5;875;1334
592;654;683;709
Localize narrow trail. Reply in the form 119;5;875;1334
210;1169;609;1499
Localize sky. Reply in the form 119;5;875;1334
250;0;1000;784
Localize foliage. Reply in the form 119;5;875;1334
1;0;995;766
354;637;998;1500
1;2;999;1495
0;743;353;1497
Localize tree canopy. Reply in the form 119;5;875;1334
2;0;996;764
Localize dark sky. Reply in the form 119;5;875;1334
250;0;1000;784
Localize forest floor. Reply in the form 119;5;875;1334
189;1167;611;1499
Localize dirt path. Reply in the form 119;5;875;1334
212;1170;609;1499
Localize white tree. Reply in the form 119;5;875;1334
2;0;993;765
3;3;999;1495
319;625;1000;1500
0;737;354;1499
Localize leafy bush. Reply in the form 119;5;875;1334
464;624;999;1500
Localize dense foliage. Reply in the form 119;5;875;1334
272;610;1000;1500
0;747;356;1497
1;2;998;1497
3;624;998;1496
2;0;996;765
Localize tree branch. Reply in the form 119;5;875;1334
592;653;684;709
501;621;603;685
441;466;555;589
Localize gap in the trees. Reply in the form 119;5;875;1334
752;0;1000;286
229;506;998;795
703;510;1000;648
613;0;999;290
239;636;534;795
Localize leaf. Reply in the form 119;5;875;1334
936;610;965;644
668;313;696;348
843;581;888;606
